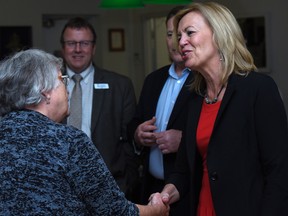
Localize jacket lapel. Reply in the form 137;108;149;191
214;74;238;129
167;72;193;128
90;68;105;132
186;93;203;167
145;68;170;118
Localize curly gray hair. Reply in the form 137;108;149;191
0;49;63;116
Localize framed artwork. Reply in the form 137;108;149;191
0;26;32;60
108;28;125;51
237;16;270;73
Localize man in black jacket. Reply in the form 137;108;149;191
128;6;193;215
60;17;138;199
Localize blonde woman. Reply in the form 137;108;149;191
155;2;288;216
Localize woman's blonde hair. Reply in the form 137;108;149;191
174;2;257;93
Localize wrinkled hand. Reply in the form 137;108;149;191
161;192;170;205
154;129;182;154
134;117;157;146
148;192;170;216
149;192;170;205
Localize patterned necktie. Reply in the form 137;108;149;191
69;74;83;129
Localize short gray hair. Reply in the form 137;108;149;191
0;49;63;116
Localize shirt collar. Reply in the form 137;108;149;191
66;63;94;83
168;62;190;80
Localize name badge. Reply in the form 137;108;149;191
94;83;109;89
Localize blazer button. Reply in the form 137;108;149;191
210;171;218;181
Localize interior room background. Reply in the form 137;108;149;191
0;0;287;115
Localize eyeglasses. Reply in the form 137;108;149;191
63;40;95;49
59;75;70;86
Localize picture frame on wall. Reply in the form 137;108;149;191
0;26;32;60
108;28;125;52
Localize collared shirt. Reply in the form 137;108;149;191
67;64;94;138
149;63;190;179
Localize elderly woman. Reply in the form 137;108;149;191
156;2;288;216
0;49;169;216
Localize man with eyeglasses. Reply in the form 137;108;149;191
60;17;138;199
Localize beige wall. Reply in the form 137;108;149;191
0;0;287;114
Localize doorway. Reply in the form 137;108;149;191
143;16;170;76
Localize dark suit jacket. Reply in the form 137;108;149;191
129;65;193;214
65;65;137;194
169;72;288;216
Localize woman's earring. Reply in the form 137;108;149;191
219;51;224;61
46;97;51;105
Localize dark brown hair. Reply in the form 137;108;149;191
60;17;97;46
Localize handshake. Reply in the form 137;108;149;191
142;183;180;216
138;192;170;216
137;183;179;216
149;192;170;206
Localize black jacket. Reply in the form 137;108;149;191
169;72;288;216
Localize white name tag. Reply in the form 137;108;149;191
94;83;109;89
